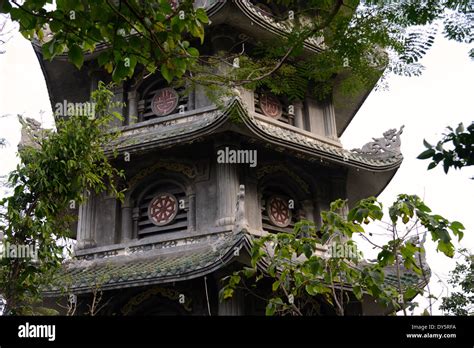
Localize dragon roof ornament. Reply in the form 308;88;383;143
351;126;405;160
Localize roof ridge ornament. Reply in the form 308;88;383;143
351;125;405;160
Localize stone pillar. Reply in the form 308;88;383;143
294;100;304;129
188;193;196;232
132;207;140;239
323;101;337;139
244;171;259;231
215;142;240;227
301;200;315;222
187;81;195;111
127;90;138;125
76;192;97;250
121;204;133;242
137;100;145;122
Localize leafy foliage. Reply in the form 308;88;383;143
0;82;124;315
418;122;474;175
1;0;208;82
221;195;464;315
1;0;472;100
440;249;474;316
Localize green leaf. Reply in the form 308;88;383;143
272;280;280;291
302;243;313;258
265;302;276;316
112;60;130;81
195;8;209;23
68;44;84;69
377;249;395;266
305;284;318;296
0;0;12;13
161;64;173;83
404;287;420;299
437;241;455;258
417;149;435;160
187;47;200;57
353;285;363;300
443;159;450;174
423;139;433;149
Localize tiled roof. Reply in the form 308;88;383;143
108;99;402;171
44;230;427;298
383;264;430;289
235;0;323;51
108;110;222;152
44;232;244;296
249;115;402;169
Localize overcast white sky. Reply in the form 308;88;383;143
0;24;473;315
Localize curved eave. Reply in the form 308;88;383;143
231;0;322;53
230;99;402;199
43;232;246;296
112;98;403;174
232;102;402;173
32;0;373;129
346;166;398;204
32;43;92;111
110;98;402;201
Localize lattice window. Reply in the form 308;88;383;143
254;92;293;125
139;81;189;122
261;187;300;234
137;182;188;237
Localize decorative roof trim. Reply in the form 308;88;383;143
228;99;403;171
109;98;403;172
43;231;246;296
233;0;323;53
352;126;405;160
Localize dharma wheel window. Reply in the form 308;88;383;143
254;91;293;125
266;195;292;228
140;82;189;122
148;193;179;226
137;182;188;237
261;187;299;234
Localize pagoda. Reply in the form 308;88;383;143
33;0;426;315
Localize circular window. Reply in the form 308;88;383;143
151;88;179;116
259;94;282;119
266;195;292;227
148;192;179;226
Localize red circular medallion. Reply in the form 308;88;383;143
148;193;178;226
151;88;179;116
267;195;292;227
259;94;282;119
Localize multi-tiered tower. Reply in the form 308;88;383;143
35;0;421;315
